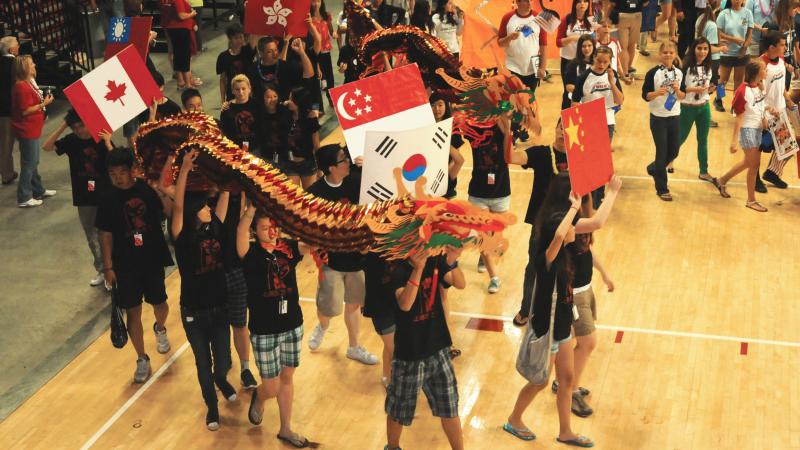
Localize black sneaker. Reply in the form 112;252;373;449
206;406;220;431
571;392;594;417
552;380;590;396
763;169;788;189
216;378;237;401
755;175;768;193
241;369;258;390
714;97;725;112
628;67;637;74
709;120;719;128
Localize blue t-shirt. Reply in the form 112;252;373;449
745;0;776;47
717;7;754;56
698;18;722;61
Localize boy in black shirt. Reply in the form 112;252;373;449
386;246;466;450
139;72;182;125
96;148;174;384
216;24;255;104
305;144;378;365
43;109;113;287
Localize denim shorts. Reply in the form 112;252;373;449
551;333;573;353
739;127;762;149
468;195;511;212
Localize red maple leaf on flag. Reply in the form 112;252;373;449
104;80;127;106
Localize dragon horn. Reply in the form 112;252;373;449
393;168;409;196
435;68;471;93
414;176;428;199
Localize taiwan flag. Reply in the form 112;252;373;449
104;16;153;61
329;64;436;158
244;0;311;37
560;98;613;196
64;45;162;142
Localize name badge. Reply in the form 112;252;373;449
531;55;540;74
186;316;194;322
487;172;496;185
288;150;295;161
134;232;143;247
279;298;288;315
87;179;95;192
628;1;637;8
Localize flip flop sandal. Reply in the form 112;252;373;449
667;167;675;173
556;435;595;448
698;174;715;183
658;192;673;201
248;390;262;425
717;183;730;198
745;201;767;212
277;433;317;448
503;423;536;441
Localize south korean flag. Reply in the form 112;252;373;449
359;118;453;204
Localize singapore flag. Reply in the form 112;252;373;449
329;64;435;158
64;45;162;142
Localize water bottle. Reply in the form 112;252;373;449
716;84;726;98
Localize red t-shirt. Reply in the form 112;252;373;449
313;18;333;53
160;0;194;29
11;81;44;139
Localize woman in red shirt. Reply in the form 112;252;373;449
160;0;200;89
310;0;334;103
11;55;55;207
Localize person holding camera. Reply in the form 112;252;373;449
11;55;56;208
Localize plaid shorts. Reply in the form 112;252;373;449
385;347;459;426
225;267;248;328
250;325;304;379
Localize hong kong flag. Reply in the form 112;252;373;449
329;64;435;158
64;45;162;142
244;0;311;37
560;98;614;196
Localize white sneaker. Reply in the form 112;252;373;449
40;190;56;198
134;355;151;383
347;346;379;365
308;324;326;350
90;272;105;286
18;198;43;208
154;323;171;354
488;277;501;294
477;256;487;273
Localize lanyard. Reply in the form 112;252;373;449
757;0;774;18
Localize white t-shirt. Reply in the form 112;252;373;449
498;10;547;76
761;54;787;111
572;69;623;125
642;65;684;117
732;83;767;128
598;38;622;74
432;13;464;54
558;18;597;60
681;65;712;105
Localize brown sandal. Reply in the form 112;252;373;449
745;201;767;212
658;192;673;201
716;182;731;198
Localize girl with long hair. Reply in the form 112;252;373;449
556;0;596;88
429;92;464;200
310;0;335;104
677;37;718;182
563;34;596;109
410;0;434;32
716;59;770;211
432;0;464;57
715;0;754;110
283;85;321;188
695;1;729;113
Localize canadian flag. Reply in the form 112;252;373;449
244;0;311;37
329;64;435;158
64;45;162;142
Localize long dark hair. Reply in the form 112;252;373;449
575;34;595;70
311;0;331;21
682;37;712;76
539;210;575;299
566;0;592;30
534;172;575;239
695;0;717;40
411;0;434;31
434;0;457;26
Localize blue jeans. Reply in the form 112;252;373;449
17;138;45;203
181;306;232;407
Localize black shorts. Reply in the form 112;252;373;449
114;266;168;310
225;267;248;328
720;55;749;68
166;28;192;72
510;71;540;94
711;59;720;85
371;314;396;335
281;157;318;177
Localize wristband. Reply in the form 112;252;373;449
407;279;419;288
103;267;113;272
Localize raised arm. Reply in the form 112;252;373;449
42;121;69;152
575;175;622;233
394;251;428;312
237;201;257;259
442;246;466;289
545;192;581;267
170;150;198;239
291;38;315;78
215;191;230;223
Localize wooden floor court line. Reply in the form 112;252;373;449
79;342;190;450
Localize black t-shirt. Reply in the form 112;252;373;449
216;46;256;101
391;256;453;361
572;234;594;287
243;239;303;334
174;217;228;309
54;133;111;206
362;252;401;319
138;98;181;123
336;44;361;84
467;125;510;199
261;107;292;162
0;56;14;117
246;59;299;100
445;133;465;199
222;193;242;268
521;145;568;225
95;179;174;271
306;176;364;271
531;252;574;341
564;60;590;90
286;114;321;160
220;99;262;155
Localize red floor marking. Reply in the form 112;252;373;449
614;331;624;343
740;342;748;355
465;317;504;332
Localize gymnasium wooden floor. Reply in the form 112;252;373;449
2;52;800;449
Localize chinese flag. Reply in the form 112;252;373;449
560;98;613;196
244;0;311;38
104;16;153;61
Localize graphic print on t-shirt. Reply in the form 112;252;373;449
81;145;99;177
263;242;296;299
413;273;439;323
235;110;255;136
198;238;223;274
123;197;148;236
